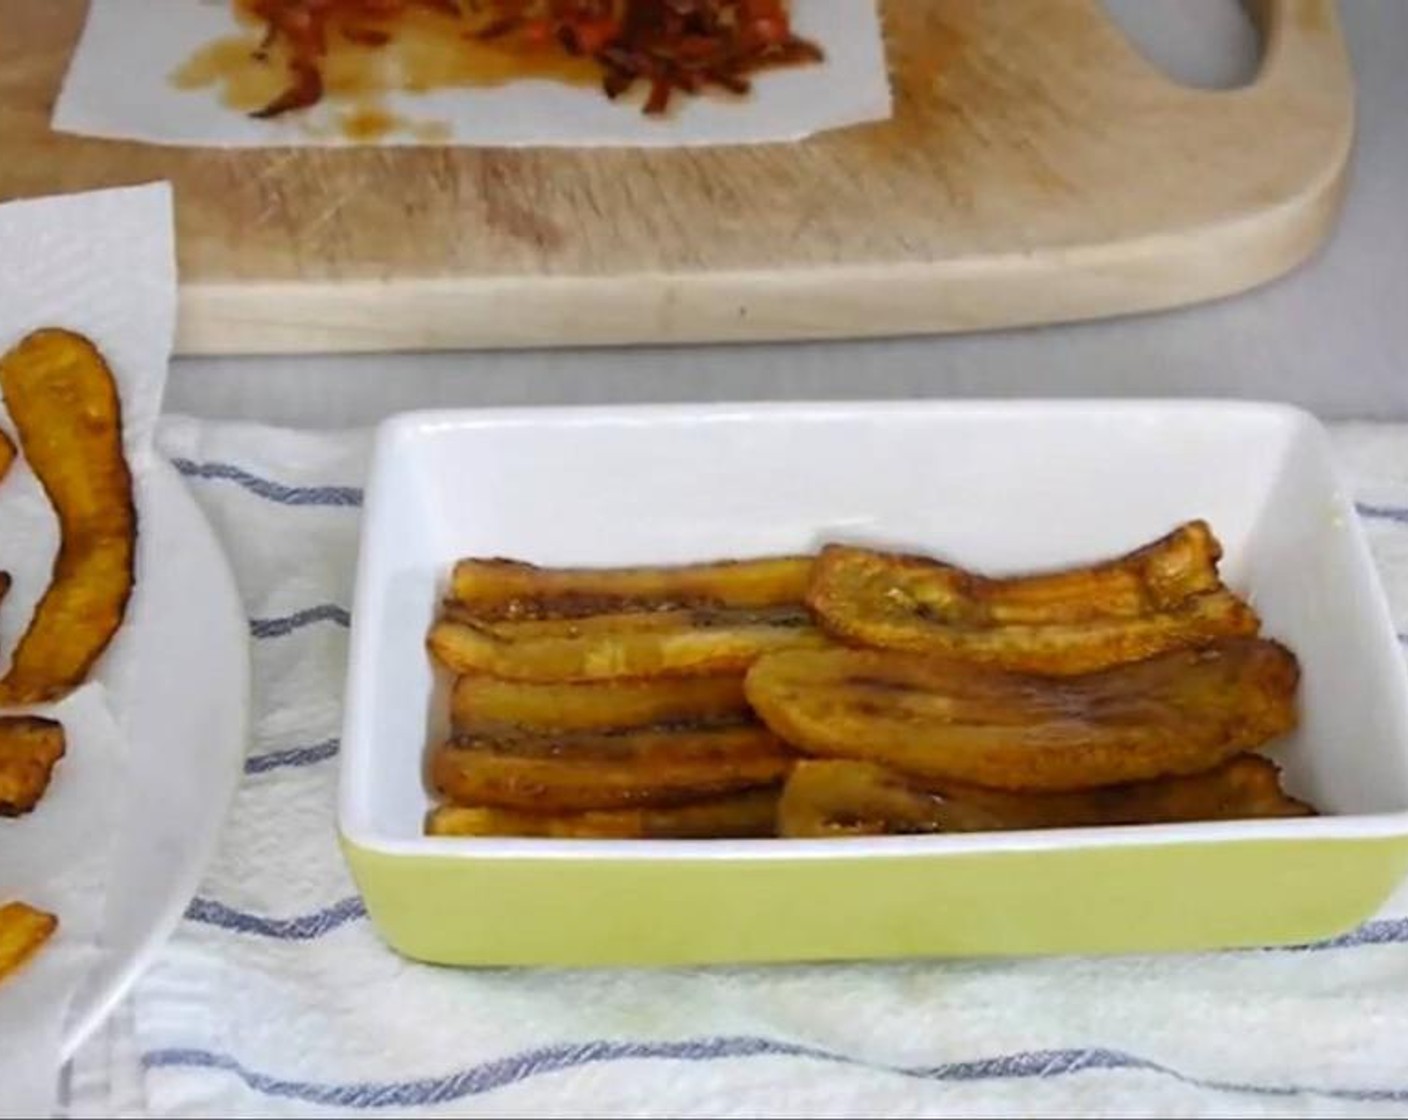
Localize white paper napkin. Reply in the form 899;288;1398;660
0;689;126;1120
0;183;176;1117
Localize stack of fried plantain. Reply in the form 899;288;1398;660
424;556;825;838
424;523;1313;840
751;521;1312;837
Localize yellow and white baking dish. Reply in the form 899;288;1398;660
338;400;1408;967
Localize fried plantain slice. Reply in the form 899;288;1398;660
807;525;1260;676
0;716;66;816
429;609;826;682
448;602;738;638
779;759;955;838
0;428;15;608
431;725;795;812
0;329;136;704
828;522;1229;623
745;639;1299;792
426;786;780;839
777;756;1314;838
452;672;751;735
0;901;57;987
450;555;813;620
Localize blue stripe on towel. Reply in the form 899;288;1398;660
1357;502;1408;525
140;1037;1408;1108
173;458;363;508
184;896;367;940
1277;916;1408;952
249;605;351;639
244;737;341;775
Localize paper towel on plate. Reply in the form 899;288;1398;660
54;0;892;148
0;183;175;1117
0;689;125;1120
0;185;173;469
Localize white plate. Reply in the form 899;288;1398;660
60;457;249;1058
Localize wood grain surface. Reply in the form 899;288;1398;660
0;0;1355;356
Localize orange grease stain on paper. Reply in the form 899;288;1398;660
171;2;600;142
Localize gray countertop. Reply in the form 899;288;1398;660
167;0;1408;427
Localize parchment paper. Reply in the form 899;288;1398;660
53;0;892;148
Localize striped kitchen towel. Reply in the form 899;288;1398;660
71;417;1408;1118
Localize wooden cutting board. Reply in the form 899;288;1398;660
0;0;1354;357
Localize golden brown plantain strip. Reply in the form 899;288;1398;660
0;901;57;988
444;601;814;639
807;529;1260;676
1;423;25;609
444;603;710;638
777;757;1314;838
431;725;795;812
779;759;956;838
938;754;1315;827
429;613;826;682
426;787;780;839
871;522;1225;623
452;673;751;734
450;555;813;620
745;640;1299;792
0;329;136;705
0;716;66;817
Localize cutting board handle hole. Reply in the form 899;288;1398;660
1103;0;1262;90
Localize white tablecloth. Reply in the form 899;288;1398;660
60;416;1408;1119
